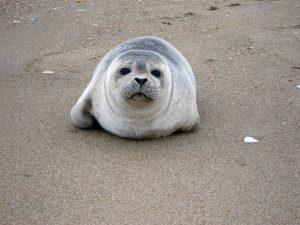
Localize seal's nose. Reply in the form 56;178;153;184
135;77;148;86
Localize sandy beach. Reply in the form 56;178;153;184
1;0;299;224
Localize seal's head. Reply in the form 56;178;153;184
105;50;173;113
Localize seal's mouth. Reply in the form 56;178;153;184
132;92;148;98
129;92;153;102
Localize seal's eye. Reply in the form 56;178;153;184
151;70;161;78
120;68;131;75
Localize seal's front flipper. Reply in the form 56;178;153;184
71;97;95;129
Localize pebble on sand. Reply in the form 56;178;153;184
244;136;258;143
29;17;38;21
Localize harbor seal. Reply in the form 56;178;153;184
71;36;199;139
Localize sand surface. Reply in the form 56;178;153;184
1;0;300;224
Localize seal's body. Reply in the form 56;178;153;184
71;36;199;139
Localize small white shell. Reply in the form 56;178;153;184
42;71;54;74
244;136;258;143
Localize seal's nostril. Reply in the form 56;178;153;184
135;77;148;86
